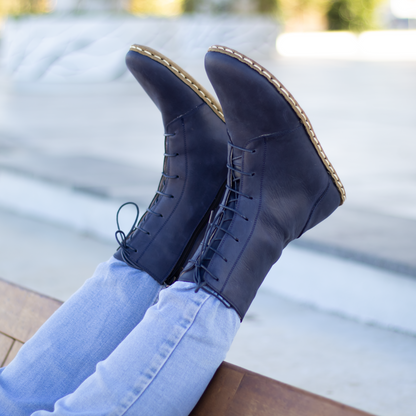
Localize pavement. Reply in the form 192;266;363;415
1;53;416;415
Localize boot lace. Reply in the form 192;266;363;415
115;201;142;270
137;132;178;235
184;142;255;295
114;132;178;267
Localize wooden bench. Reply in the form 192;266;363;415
0;278;373;415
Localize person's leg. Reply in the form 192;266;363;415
0;257;162;416
32;281;240;416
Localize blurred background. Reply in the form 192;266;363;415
0;0;415;415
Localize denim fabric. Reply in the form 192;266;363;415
33;281;239;416
0;257;162;415
0;258;240;416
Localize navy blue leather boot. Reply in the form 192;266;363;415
179;46;346;319
114;45;228;284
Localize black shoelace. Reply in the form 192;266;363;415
115;132;179;266
137;132;178;235
185;142;255;295
115;201;142;270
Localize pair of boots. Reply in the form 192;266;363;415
114;44;346;320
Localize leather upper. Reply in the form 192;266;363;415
125;51;203;125
114;50;228;284
179;50;342;319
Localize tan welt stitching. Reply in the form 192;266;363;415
129;44;225;122
207;44;346;204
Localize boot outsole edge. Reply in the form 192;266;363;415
208;45;346;205
130;44;225;123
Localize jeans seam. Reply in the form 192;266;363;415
117;291;211;416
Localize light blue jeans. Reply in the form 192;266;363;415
0;257;240;415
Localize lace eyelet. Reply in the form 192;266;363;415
251;172;255;176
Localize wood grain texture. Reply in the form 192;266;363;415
3;340;24;366
191;362;375;416
190;362;245;416
0;278;62;343
0;333;14;367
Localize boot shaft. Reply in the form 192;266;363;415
114;46;228;284
179;47;344;319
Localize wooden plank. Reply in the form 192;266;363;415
190;361;245;416
3;340;24;367
0;333;14;367
0;278;62;343
191;362;374;416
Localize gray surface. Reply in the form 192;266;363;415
298;207;416;277
0;151;160;203
0;209;115;301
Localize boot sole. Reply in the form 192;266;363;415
208;45;346;205
130;44;225;122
